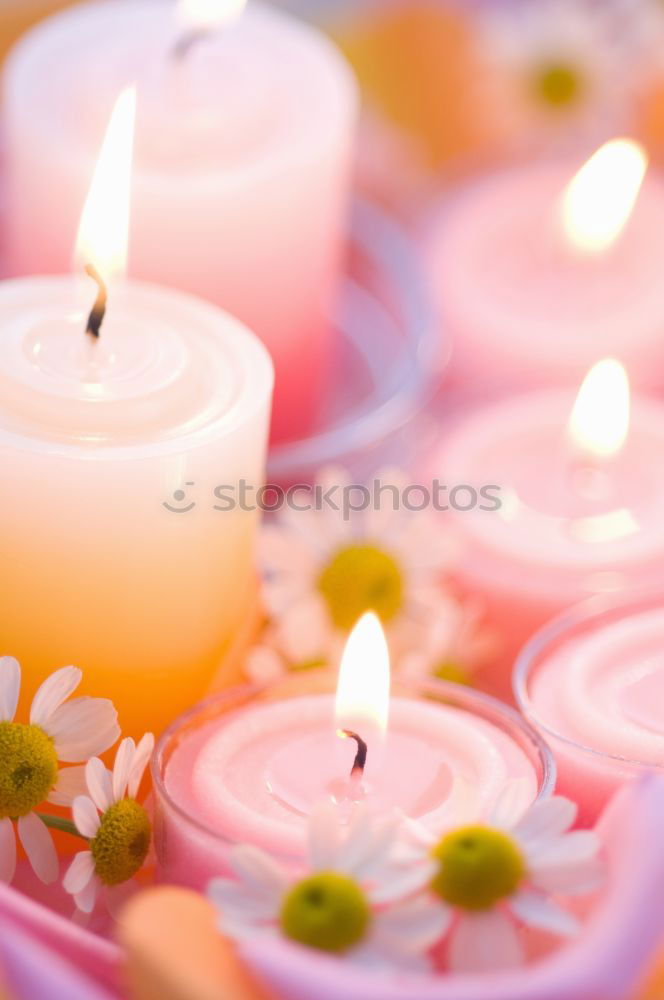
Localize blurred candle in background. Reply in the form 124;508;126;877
428;139;664;394
0;89;274;739
2;0;358;443
436;359;664;699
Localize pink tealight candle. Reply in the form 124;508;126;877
153;614;554;890
2;0;358;443
515;592;664;827
428;140;664;393
434;360;664;698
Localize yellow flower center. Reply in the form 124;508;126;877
91;798;152;887
280;872;371;953
318;544;404;630
434;661;472;687
532;63;583;108
0;722;58;818
430;825;525;910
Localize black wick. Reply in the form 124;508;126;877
172;27;216;61
339;730;368;780
84;264;107;340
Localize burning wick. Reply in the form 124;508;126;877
84;263;108;339
338;729;368;781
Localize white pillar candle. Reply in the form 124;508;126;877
0;90;274;739
2;0;357;443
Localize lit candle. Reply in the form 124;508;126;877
517;592;664;826
427;140;664;393
154;614;552;889
435;359;664;698
0;89;274;739
2;0;358;443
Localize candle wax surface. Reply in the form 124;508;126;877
0;276;273;739
429;162;664;392
164;694;539;858
529;607;664;764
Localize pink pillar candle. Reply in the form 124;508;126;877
515;593;664;827
434;375;664;698
0;275;273;739
153;675;554;890
427;145;664;393
2;0;358;442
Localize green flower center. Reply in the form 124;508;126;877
532;63;583;107
434;661;472;687
280;872;371;954
318;544;404;630
91;798;152;887
0;722;59;818
291;657;327;673
430;825;525;911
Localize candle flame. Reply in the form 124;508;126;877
335;613;390;738
176;0;246;30
75;87;136;282
568;359;631;458
562;139;648;253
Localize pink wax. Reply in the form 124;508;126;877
154;683;550;890
516;595;664;826
2;0;358;442
434;389;664;699
427;160;664;393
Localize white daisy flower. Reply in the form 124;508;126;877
0;656;120;887
208;803;446;971
397;597;499;688
476;0;639;150
259;466;456;670
63;733;154;915
409;790;604;973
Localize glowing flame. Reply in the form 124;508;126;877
562;139;648;253
75;87;136;282
568;359;631;458
335;613;390;738
176;0;246;29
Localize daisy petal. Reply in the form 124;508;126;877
374;897;452;952
513;797;577;844
208;879;281;923
340;811;397;879
531;858;604;895
369;862;437;905
85;758;114;813
510;891;580;936
73;796;101;839
46;697;120;761
449;910;524;973
63;851;95;895
74;874;99;914
112;738;136;803
29;666;81;728
0;657;21;723
307;803;340;871
0;818;16;884
228;846;289;901
489;778;534;829
530;830;601;869
47;765;88;806
127;733;154;799
17;813;58;885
